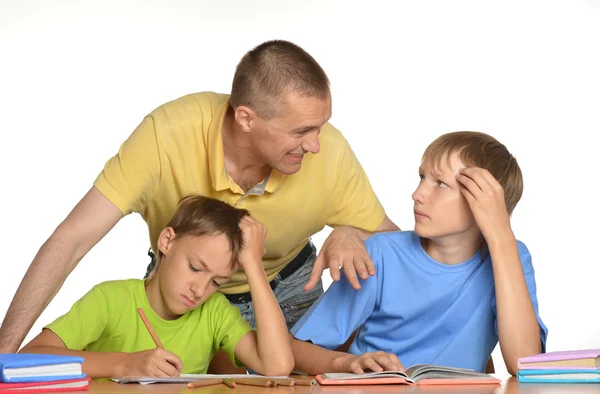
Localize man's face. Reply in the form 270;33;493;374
251;92;332;175
412;151;479;241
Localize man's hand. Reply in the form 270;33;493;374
117;349;183;377
305;226;374;291
456;167;513;243
238;216;268;269
334;351;404;374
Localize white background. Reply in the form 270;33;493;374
1;0;599;378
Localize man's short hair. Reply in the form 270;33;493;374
230;40;330;119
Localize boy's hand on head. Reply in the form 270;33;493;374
238;216;268;269
336;351;404;374
306;226;374;291
456;167;512;242
117;348;183;377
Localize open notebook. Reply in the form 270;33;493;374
317;364;500;386
112;374;288;385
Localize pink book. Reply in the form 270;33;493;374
518;349;600;370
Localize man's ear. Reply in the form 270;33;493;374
157;227;176;255
234;105;257;133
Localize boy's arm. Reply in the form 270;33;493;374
21;329;127;378
457;167;543;375
233;217;294;376
488;237;542;375
291;336;403;375
21;329;182;378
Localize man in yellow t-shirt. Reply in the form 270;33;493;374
0;40;399;364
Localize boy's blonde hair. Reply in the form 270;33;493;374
147;195;250;281
230;40;331;120
422;131;523;215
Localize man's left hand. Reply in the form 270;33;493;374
304;226;374;291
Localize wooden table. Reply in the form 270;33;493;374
88;378;600;394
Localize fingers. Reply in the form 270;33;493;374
458;167;498;193
156;360;180;377
375;352;404;372
351;352;401;374
338;259;360;290
456;173;482;198
358;241;376;277
160;349;183;372
304;251;325;291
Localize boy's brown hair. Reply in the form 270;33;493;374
147;195;250;281
422;131;523;215
230;40;330;120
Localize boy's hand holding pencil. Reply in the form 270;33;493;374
119;308;183;377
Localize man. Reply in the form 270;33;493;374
0;40;398;372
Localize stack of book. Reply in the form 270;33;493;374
0;354;90;393
517;349;600;383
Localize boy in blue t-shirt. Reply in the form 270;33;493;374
291;131;547;376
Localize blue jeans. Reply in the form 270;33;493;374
231;244;324;330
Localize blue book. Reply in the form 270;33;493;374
0;354;85;383
518;369;600;383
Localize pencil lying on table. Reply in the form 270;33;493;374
269;378;295;386
231;378;273;387
187;379;223;388
294;378;317;386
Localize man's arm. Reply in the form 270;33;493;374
305;215;399;291
0;187;123;352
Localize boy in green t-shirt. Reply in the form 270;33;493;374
20;196;294;378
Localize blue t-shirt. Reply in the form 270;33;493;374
292;231;548;372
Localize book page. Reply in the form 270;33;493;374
321;371;408;380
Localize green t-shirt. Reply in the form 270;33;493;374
45;279;253;373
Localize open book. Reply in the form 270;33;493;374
316;364;500;386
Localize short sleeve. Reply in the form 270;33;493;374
326;134;385;231
291;267;378;350
45;285;110;350
208;294;253;367
491;242;548;352
93;115;162;215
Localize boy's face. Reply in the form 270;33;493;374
412;151;479;240
156;230;236;319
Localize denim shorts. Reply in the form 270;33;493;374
232;244;324;330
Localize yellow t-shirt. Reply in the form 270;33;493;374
45;279;252;374
94;92;385;293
